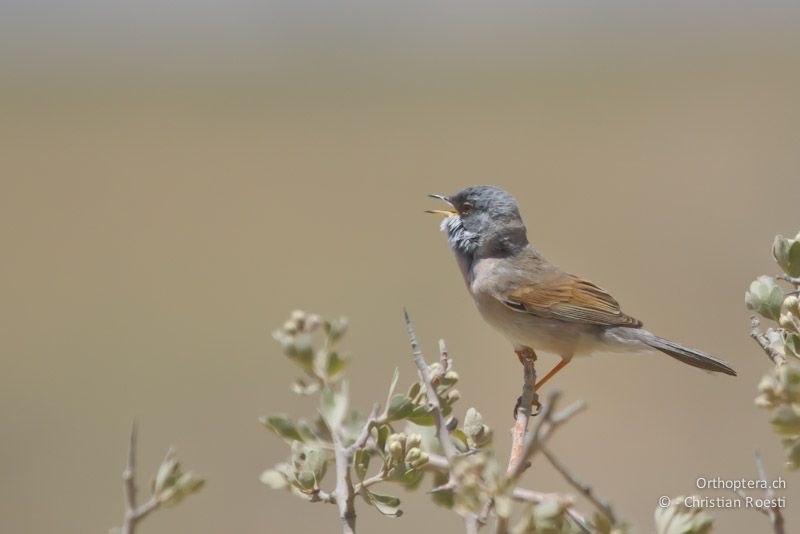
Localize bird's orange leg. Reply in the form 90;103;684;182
534;358;572;391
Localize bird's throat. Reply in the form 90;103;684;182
441;216;478;283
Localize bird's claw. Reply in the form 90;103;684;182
513;394;542;419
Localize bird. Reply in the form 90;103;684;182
427;185;736;392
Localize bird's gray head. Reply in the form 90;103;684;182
427;185;528;259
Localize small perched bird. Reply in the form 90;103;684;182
427;185;736;391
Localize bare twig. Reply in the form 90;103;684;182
439;338;450;371
750;316;786;366
497;391;558;534
330;403;380;534
550;400;588;427
465;513;480;534
498;352;539;534
509;488;590;532
478;498;494;524
499;391;589;534
123;421;138;515
756;451;785;534
423;453;591;534
490;506;506;533
404;315;596;534
408;313;485;532
497;476;593;534
506;348;538;474
350;404;380;453
353;473;384;493
541;446;617;526
734;452;786;534
309;489;337;504
332;432;357;534
404;310;458;461
778;273;800;286
118;422;160;534
462;499;494;534
507;391;587;482
425;452;449;471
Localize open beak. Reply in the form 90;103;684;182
425;194;457;217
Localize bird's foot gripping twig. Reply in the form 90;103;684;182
508;348;539;473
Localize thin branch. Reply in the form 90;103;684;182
566;510;593;534
404;310;458;461
462;499;493;534
498;485;592;534
118;422;160;534
349;404;380;453
309;489;337;504
778;273;800;286
353;473;384;493
750;316;786;366
509;487;590;532
518;397;594;530
332;431;357;534
424;380;588;534
756;451;785;534
423;454;592;534
550;400;588;427
497;352;539;534
123;421;137;514
404;318;595;534
467;497;494;532
329;403;380;534
425;452;449;471
408;313;488;533
499;391;589;534
541;446;617;526
507;391;587;482
439;338;450;372
734;452;786;534
477;498;494;526
492;506;509;533
465;513;480;534
506;348;538;474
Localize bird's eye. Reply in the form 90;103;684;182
461;202;473;215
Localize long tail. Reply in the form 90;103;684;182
642;334;737;376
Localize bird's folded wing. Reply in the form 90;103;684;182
496;275;643;328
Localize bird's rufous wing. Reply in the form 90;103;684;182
496;274;642;328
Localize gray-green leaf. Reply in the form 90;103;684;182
326;351;348;378
463;407;493;448
354;448;370;481
387;395;415;421
746;276;784;321
325;317;349;342
770;404;800;436
320;383;349;431
386;367;400;402
773;234;800;277
376;425;390;453
406;404;435;426
260;466;291;489
655;496;713;534
291;378;321;396
784;437;800;469
366;491;403;517
786;334;800;359
260;414;304;442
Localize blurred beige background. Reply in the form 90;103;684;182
2;1;800;532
